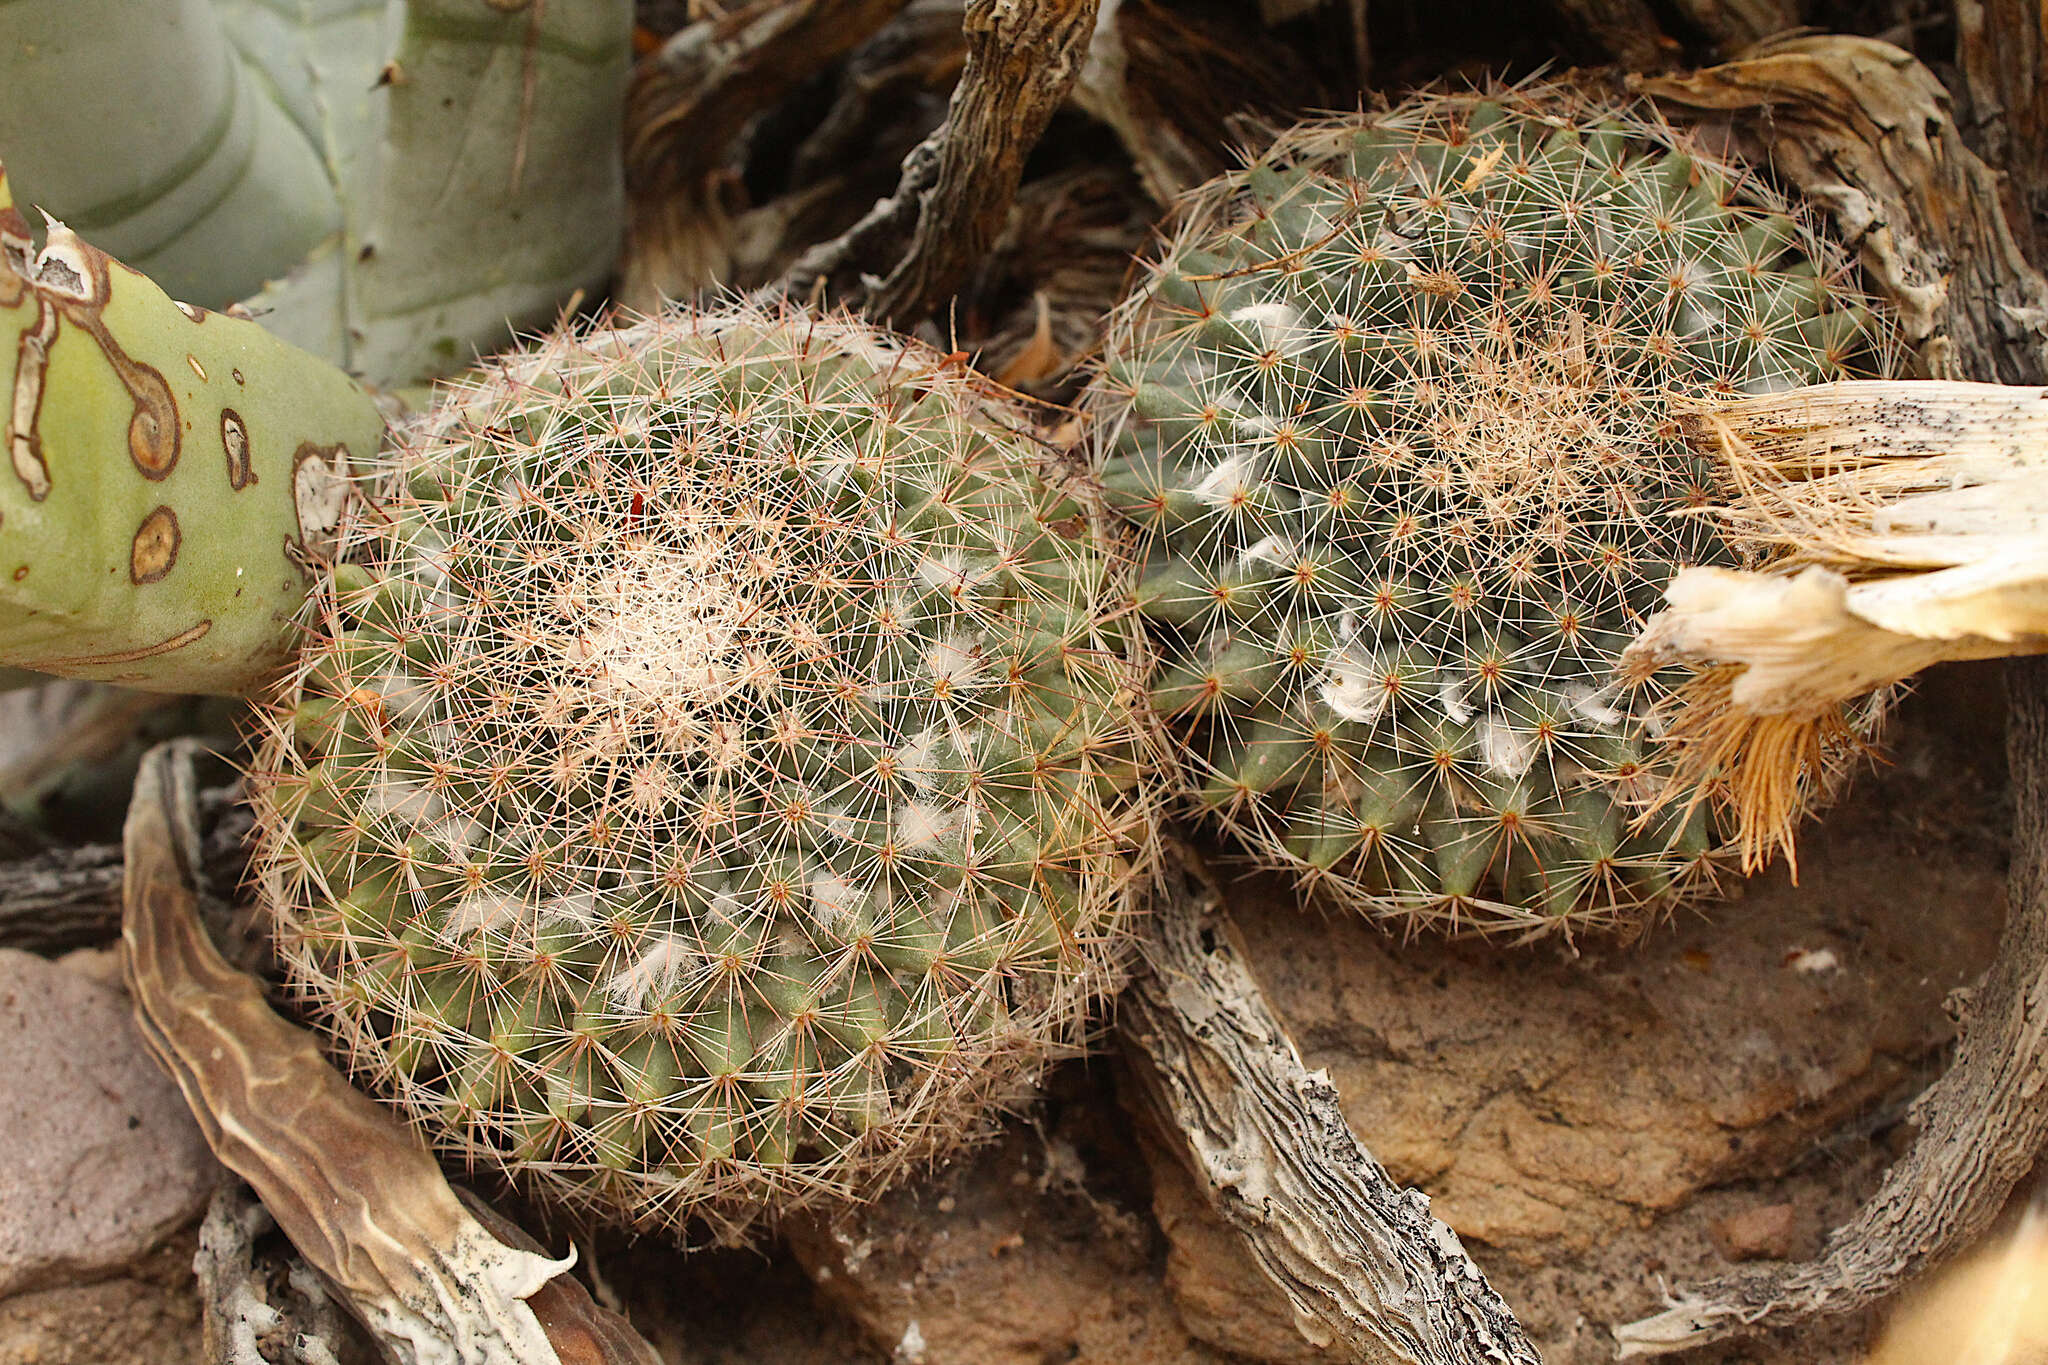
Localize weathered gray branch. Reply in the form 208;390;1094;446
0;794;246;955
782;0;1100;326
1119;848;1542;1365
196;1182;362;1365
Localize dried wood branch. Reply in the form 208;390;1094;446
0;791;247;955
121;739;661;1365
1544;0;1673;69
1664;0;1802;53
1073;0;1325;204
1956;0;2048;252
1641;34;2048;384
1608;36;2048;1353
0;842;127;953
620;0;913;305
781;0;1100;326
1119;847;1541;1365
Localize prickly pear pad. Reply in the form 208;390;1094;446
250;306;1155;1237
1088;90;1882;933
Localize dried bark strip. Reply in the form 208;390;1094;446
1957;0;2048;252
1611;36;2048;1353
1120;848;1541;1365
1641;34;2048;384
621;0;911;301
121;739;662;1365
782;0;1100;325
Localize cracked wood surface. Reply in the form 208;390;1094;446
1121;849;1542;1365
1641;34;2048;384
1957;0;2048;254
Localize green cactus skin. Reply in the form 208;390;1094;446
0;166;387;696
1086;89;1882;934
249;305;1157;1237
0;0;632;389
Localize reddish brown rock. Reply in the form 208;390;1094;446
0;949;218;1298
1710;1204;1803;1263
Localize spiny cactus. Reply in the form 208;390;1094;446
248;305;1157;1236
1086;88;1883;933
0;165;386;696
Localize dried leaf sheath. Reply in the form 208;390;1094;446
1625;381;2048;866
121;739;576;1365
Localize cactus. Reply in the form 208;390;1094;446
0;165;387;696
247;304;1156;1236
0;0;632;389
1086;89;1883;933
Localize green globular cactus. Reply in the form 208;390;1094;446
1086;89;1882;934
247;305;1157;1236
0;165;387;696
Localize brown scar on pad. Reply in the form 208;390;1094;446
285;441;355;577
131;505;181;584
222;408;256;489
6;226;182;492
21;618;211;670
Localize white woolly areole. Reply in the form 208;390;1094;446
1320;645;1390;725
1476;715;1536;778
606;933;701;1011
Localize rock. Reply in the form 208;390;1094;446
785;1080;1235;1365
1710;1204;1803;1262
0;1233;203;1365
0;949;219;1298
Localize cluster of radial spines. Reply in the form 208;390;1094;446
1086;89;1881;934
246;305;1157;1237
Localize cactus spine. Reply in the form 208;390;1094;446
250;306;1156;1236
1087;89;1882;933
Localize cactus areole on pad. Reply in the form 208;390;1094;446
249;307;1156;1236
1087;90;1883;933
